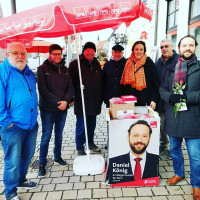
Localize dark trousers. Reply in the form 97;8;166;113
39;110;67;165
75;115;96;150
160;112;169;145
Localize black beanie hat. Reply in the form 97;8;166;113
49;44;62;54
82;42;96;53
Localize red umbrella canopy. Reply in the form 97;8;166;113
26;40;53;53
0;0;153;48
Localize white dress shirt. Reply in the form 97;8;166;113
129;151;147;178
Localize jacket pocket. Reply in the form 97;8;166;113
6;89;14;111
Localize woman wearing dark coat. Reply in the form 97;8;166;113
120;41;159;109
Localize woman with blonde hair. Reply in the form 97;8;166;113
120;41;159;109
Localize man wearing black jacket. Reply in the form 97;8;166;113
37;44;74;177
102;44;126;107
69;42;103;155
155;39;179;153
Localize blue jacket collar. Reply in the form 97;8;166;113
5;58;31;74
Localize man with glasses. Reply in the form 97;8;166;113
37;44;74;178
0;42;38;200
155;39;179;154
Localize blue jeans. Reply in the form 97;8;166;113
76;115;96;150
160;112;169;145
169;136;200;188
39;110;67;165
0;123;38;198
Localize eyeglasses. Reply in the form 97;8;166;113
50;53;62;56
8;52;27;57
160;45;170;49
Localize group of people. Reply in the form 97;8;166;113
0;34;200;200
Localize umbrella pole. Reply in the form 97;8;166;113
38;46;40;65
73;25;90;160
72;26;105;175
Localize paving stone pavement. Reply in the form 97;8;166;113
0;105;194;200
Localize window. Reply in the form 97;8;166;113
190;0;200;23
189;27;200;60
189;0;200;59
190;0;200;19
167;34;177;49
167;0;179;31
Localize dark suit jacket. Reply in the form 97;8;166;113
108;152;159;184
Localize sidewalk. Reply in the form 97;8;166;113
0;105;194;200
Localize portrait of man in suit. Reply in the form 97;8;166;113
108;120;159;184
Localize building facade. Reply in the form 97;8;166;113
156;0;200;59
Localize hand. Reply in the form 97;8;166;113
70;102;74;106
150;101;156;110
57;101;67;110
169;94;187;105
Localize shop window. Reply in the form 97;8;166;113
167;0;179;32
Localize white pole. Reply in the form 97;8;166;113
73;25;90;160
67;36;72;67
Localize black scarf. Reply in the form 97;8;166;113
48;58;65;74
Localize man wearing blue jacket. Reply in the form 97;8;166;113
0;42;38;200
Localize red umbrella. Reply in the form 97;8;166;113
0;0;153;175
26;40;53;65
26;40;53;53
0;0;152;48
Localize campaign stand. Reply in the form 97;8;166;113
105;106;160;187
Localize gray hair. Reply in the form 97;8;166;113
6;42;26;53
160;39;173;46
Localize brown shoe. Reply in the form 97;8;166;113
166;175;184;185
193;187;200;200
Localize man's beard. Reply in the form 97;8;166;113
130;142;148;155
180;51;195;60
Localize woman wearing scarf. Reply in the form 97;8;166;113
37;44;74;178
120;41;159;109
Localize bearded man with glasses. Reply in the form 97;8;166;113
155;39;179;155
37;44;74;178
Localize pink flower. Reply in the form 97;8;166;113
180;79;184;84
